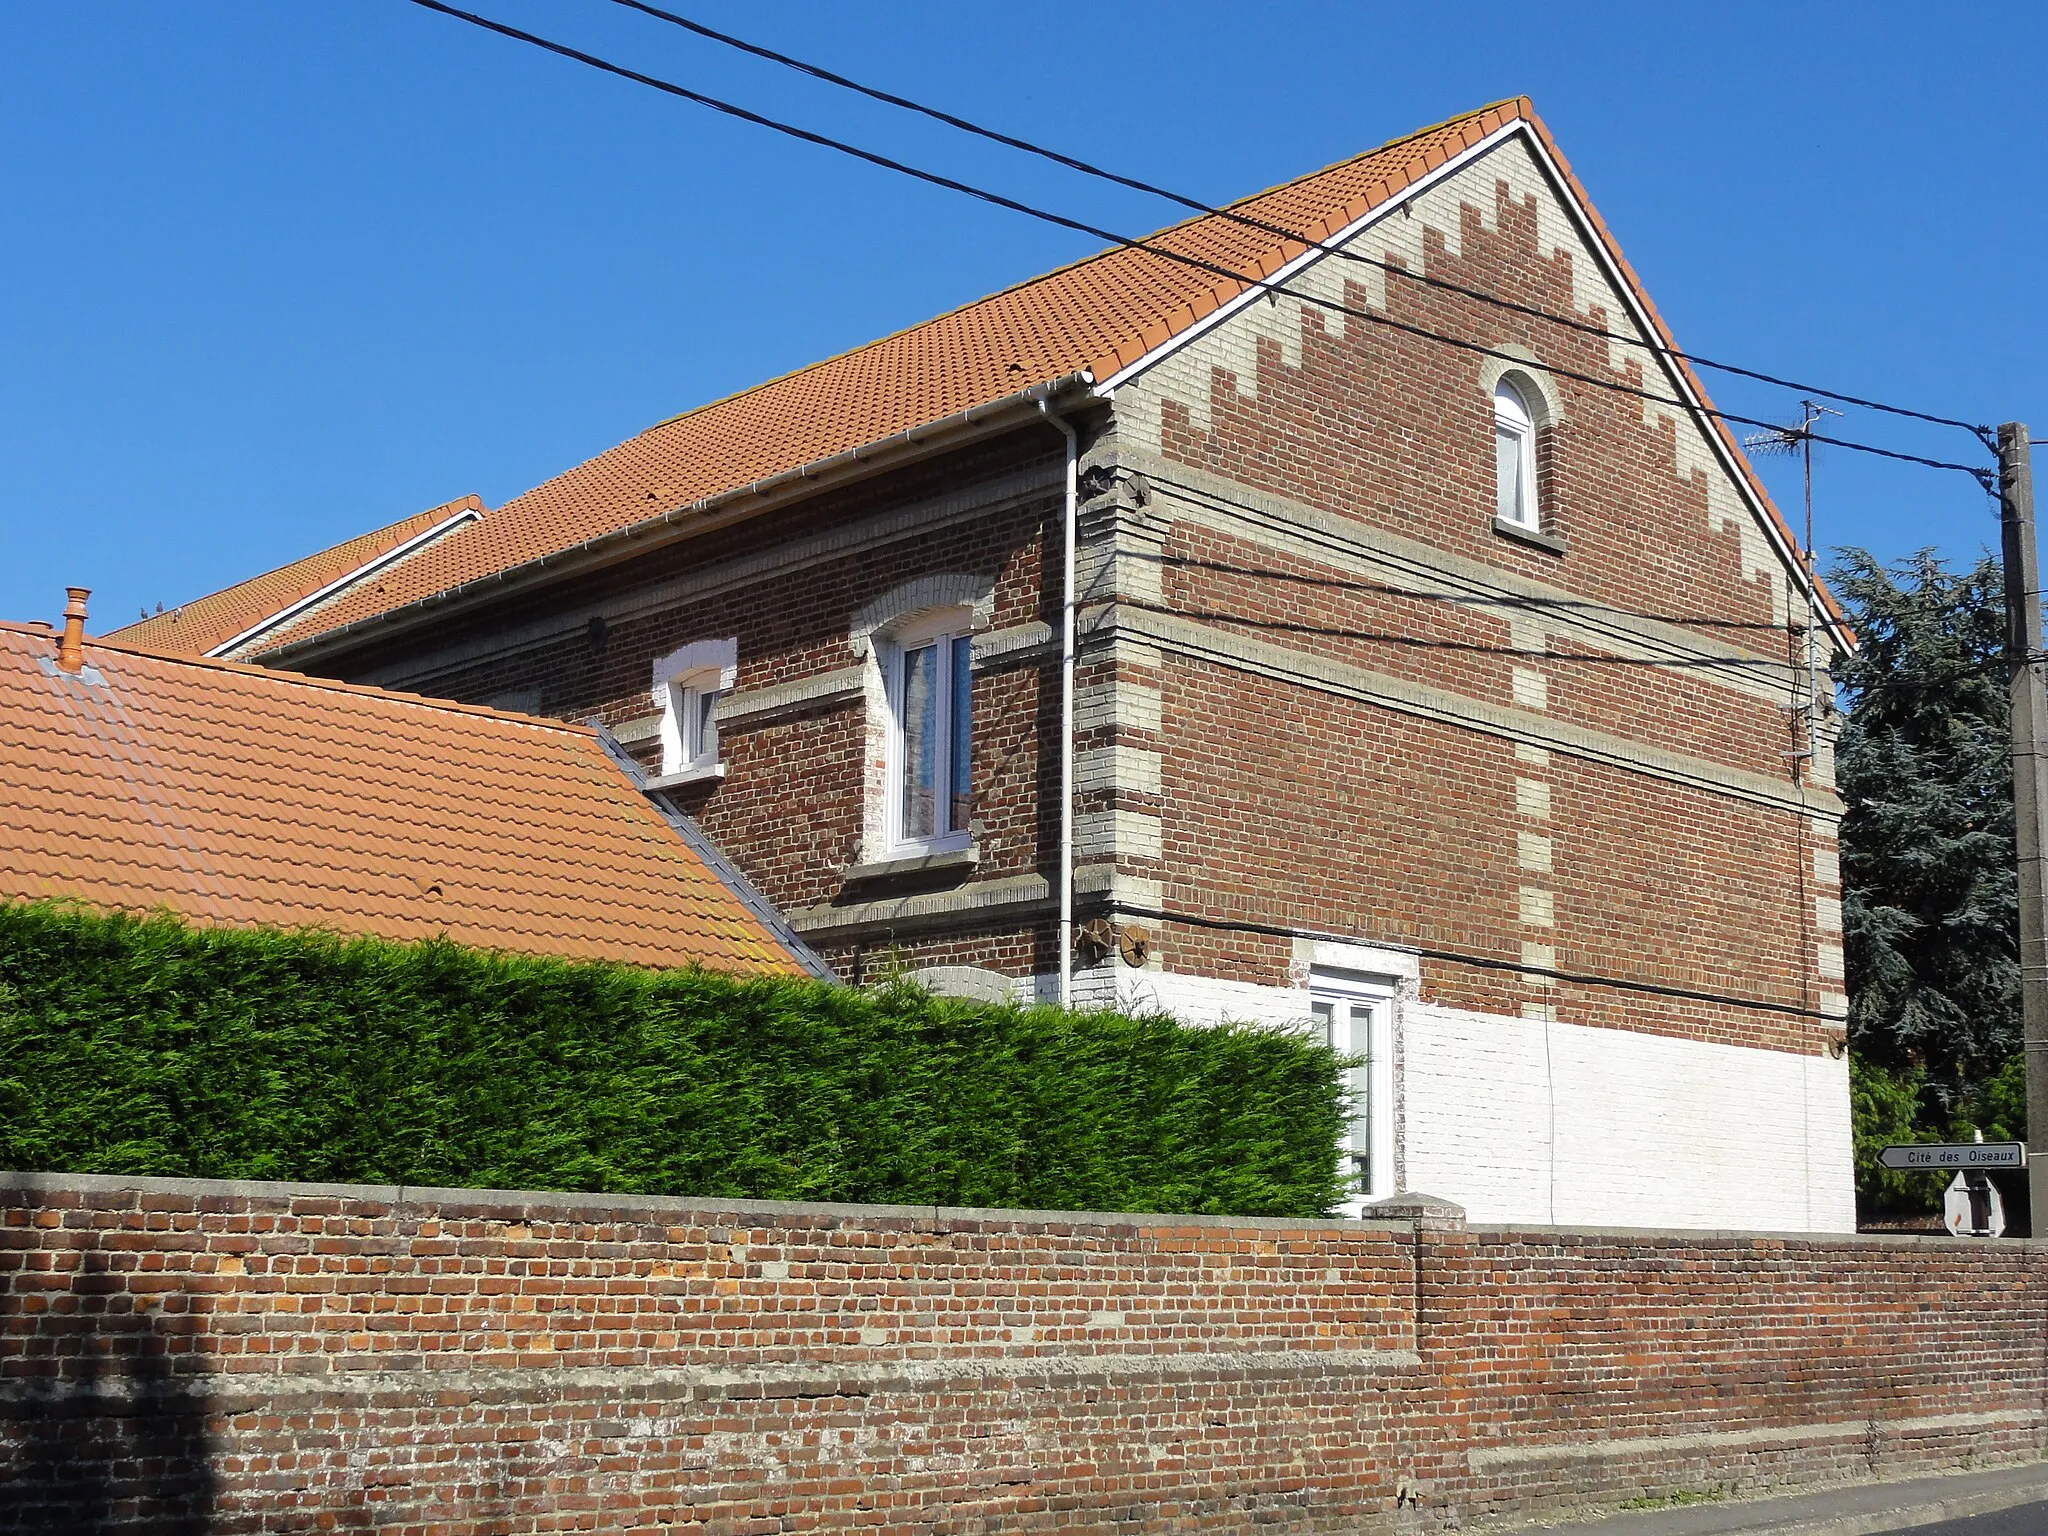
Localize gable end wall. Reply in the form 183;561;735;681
1087;130;1849;1228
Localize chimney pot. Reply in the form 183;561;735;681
56;587;89;673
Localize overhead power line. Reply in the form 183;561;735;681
1137;549;1796;634
1120;600;1799;673
404;0;1992;486
394;0;1863;1026
1115;905;1833;1021
607;0;1993;447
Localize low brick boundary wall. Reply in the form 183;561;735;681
3;1173;2043;1533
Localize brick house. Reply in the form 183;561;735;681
114;99;1854;1229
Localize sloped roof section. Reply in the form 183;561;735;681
160;95;1830;656
233;101;1528;655
105;495;483;657
0;622;807;975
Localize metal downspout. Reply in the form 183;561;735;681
1040;401;1079;1009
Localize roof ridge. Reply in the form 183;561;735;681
2;618;595;737
1202;96;1529;224
102;491;488;651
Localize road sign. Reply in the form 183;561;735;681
1944;1172;2008;1238
1878;1142;2027;1170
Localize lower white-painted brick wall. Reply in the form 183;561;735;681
1027;968;1856;1232
1403;1003;1856;1233
1038;966;1318;1031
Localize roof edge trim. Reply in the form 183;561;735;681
591;724;837;982
255;373;1092;666
1508;122;1852;655
208;505;483;660
1088;117;1529;397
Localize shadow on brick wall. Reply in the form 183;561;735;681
1;1245;216;1534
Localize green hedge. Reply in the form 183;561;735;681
0;901;1346;1217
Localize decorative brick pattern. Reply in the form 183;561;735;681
2;1175;2038;1532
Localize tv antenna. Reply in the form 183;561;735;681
1743;400;1842;763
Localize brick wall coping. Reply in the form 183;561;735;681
1462;1221;2044;1249
0;1168;1413;1235
4;1168;2036;1249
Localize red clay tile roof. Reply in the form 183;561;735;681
0;621;804;975
237;101;1536;653
104;496;482;656
156;97;1834;653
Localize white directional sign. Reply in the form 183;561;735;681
1878;1142;2026;1170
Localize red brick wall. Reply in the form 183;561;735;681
5;1174;2040;1534
329;429;1067;931
1157;663;1817;1046
1097;140;1836;1041
1158;517;1798;781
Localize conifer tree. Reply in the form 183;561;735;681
1831;549;2018;1123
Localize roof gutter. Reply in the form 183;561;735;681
256;372;1094;668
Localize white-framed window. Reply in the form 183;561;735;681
1309;968;1396;1213
663;677;719;774
884;611;973;855
649;637;737;784
1494;378;1539;530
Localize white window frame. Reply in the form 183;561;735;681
881;608;974;857
1309;968;1397;1215
1494;378;1540;531
664;677;720;772
649;637;737;786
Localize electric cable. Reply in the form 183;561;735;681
404;0;1994;487
604;0;1993;445
1117;598;1799;672
409;0;1851;1025
1134;550;1798;634
1112;906;1833;1020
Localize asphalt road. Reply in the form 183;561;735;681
1883;1501;2048;1536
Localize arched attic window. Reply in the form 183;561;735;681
1494;379;1540;532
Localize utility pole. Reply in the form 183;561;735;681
1996;422;2048;1236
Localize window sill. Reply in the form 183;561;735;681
644;761;727;792
1492;517;1567;556
611;714;662;747
842;844;980;886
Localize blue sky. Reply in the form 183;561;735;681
3;3;2041;631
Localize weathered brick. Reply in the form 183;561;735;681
0;1176;2036;1533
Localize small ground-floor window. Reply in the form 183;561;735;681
1310;969;1395;1213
